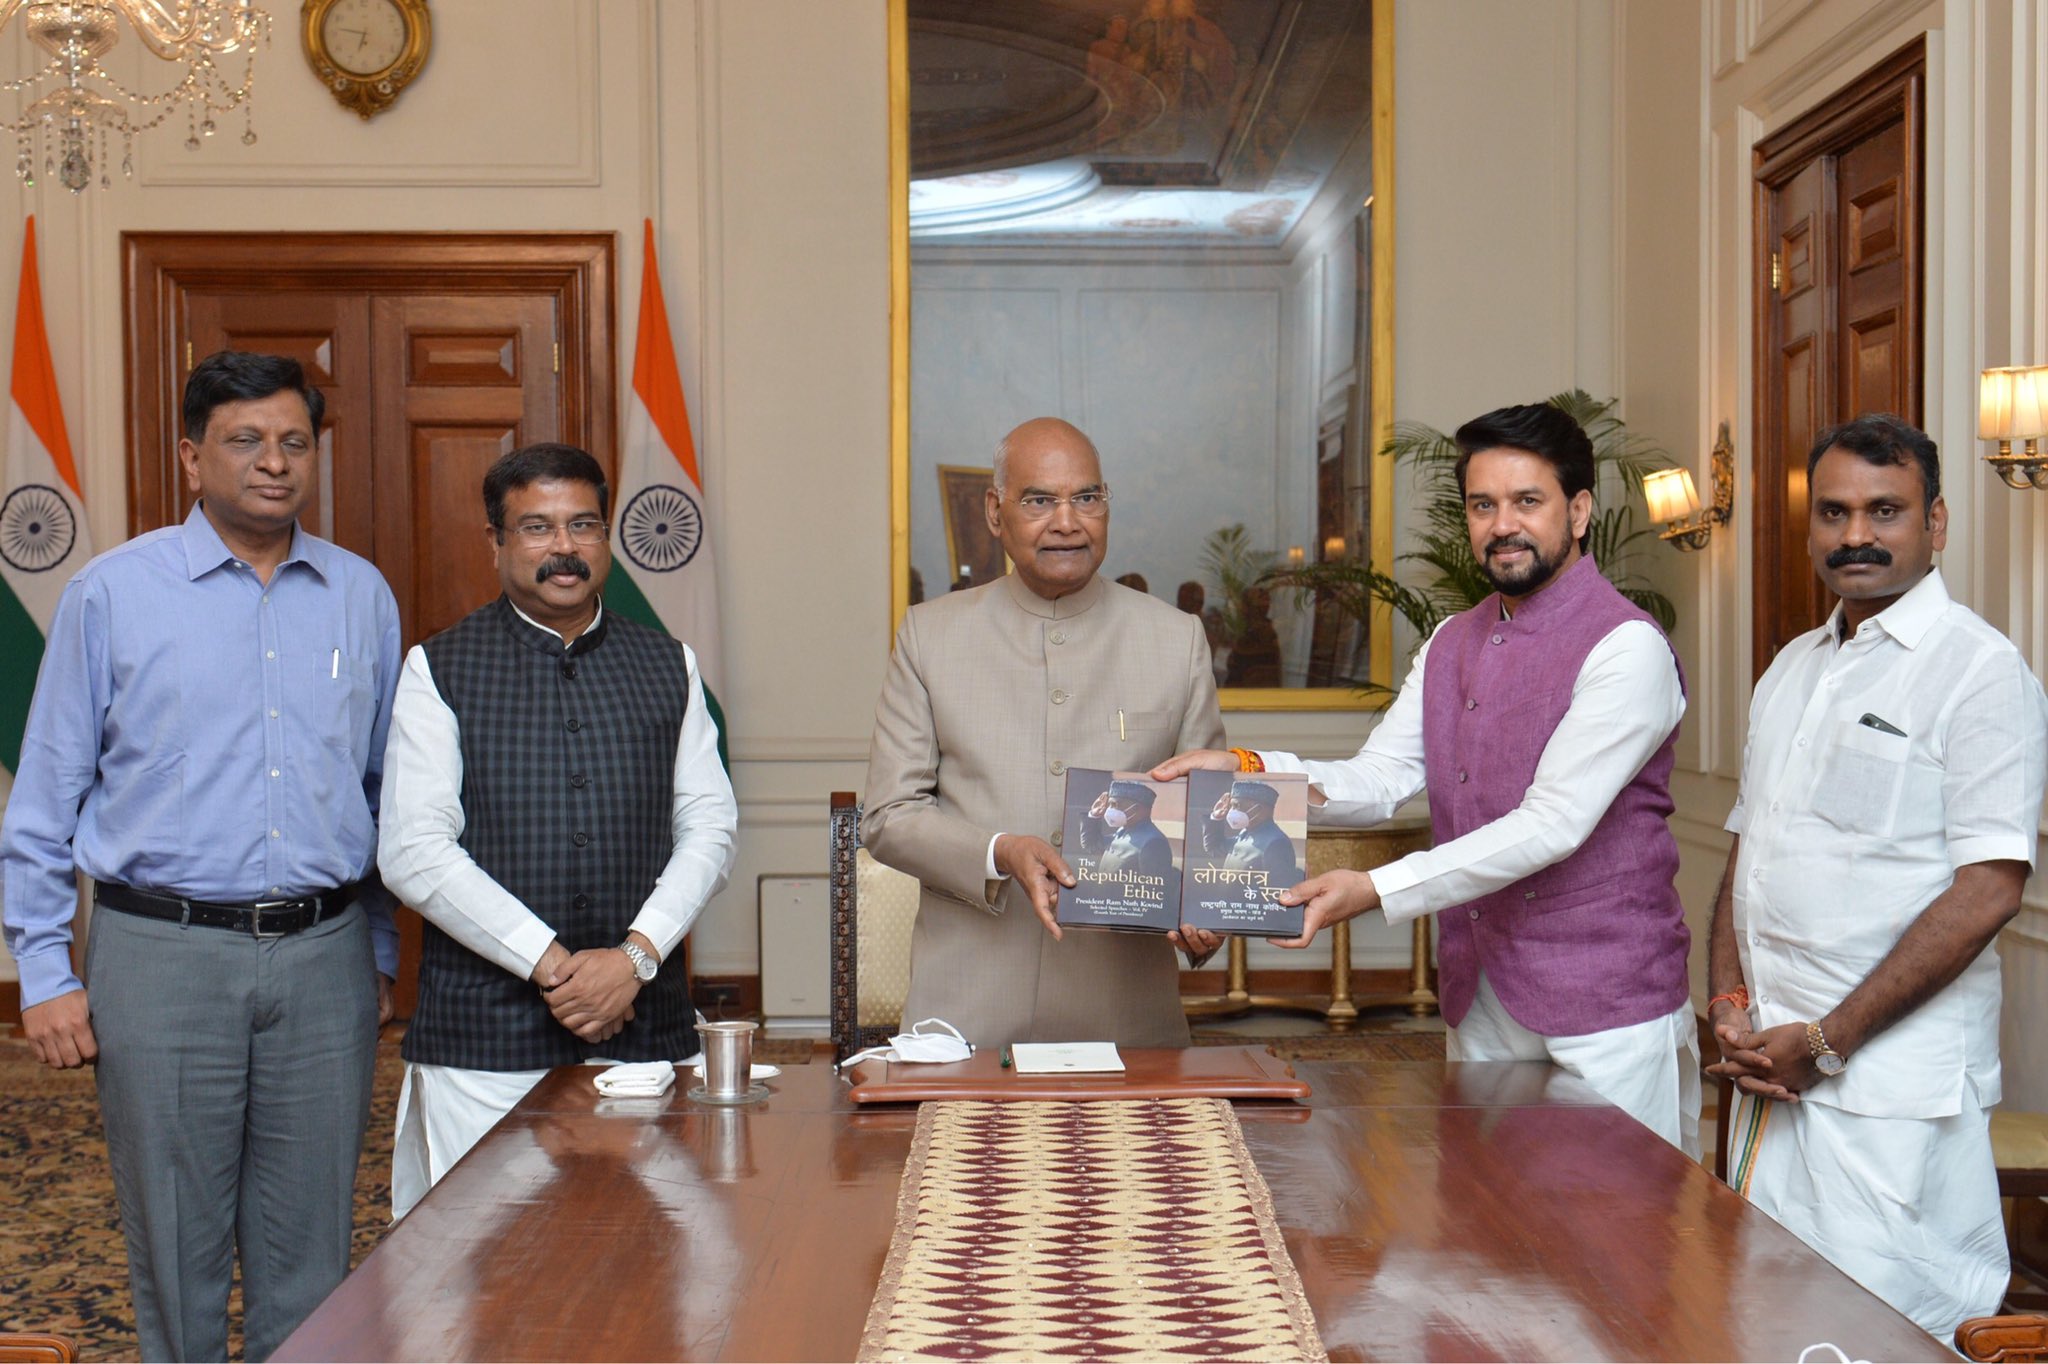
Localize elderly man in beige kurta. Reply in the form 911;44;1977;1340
863;418;1224;1048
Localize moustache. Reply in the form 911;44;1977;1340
1825;545;1892;569
1486;536;1535;558
536;554;591;583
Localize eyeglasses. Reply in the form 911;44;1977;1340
502;518;609;546
1012;489;1111;520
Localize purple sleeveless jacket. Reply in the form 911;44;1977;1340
1421;554;1690;1035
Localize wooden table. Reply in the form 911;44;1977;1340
276;1052;1943;1362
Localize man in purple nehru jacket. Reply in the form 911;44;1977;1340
1157;402;1697;1153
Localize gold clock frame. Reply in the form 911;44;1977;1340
301;0;431;121
886;0;1398;711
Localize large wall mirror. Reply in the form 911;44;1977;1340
889;0;1395;709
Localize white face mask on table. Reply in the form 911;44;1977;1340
837;1018;973;1071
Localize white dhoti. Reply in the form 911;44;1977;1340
1447;972;1702;1158
1729;1089;2007;1339
391;1063;549;1221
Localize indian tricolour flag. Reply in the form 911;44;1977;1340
605;219;727;766
0;215;91;801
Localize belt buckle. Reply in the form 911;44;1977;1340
251;898;291;939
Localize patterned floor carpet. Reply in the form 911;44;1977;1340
0;1023;1437;1360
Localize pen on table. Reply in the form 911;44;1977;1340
331;649;339;679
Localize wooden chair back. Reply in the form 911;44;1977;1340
827;793;921;1060
0;1334;76;1363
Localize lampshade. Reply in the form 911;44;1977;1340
1981;365;2048;439
2011;366;2048;437
1981;368;2017;439
1643;467;1700;524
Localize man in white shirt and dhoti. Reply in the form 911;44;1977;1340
1708;413;2047;1338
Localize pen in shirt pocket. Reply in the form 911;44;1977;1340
331;649;339;680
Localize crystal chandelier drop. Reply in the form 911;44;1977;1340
0;1;269;193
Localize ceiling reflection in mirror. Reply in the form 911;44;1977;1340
897;0;1392;704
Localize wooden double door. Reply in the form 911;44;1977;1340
124;233;617;648
123;232;619;1012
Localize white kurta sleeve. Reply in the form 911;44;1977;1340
1255;625;1440;824
625;644;738;963
377;646;559;979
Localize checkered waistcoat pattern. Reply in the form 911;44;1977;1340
402;597;696;1070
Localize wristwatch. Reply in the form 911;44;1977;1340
1805;1020;1845;1076
619;941;659;983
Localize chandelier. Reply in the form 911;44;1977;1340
0;0;269;193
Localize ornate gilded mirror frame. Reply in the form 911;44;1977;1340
889;0;1395;710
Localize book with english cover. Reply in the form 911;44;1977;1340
1054;768;1184;933
1180;768;1311;937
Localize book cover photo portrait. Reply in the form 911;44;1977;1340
1182;769;1310;938
1055;768;1185;933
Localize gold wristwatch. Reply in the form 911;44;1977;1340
1805;1021;1845;1077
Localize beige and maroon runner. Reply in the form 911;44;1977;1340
859;1098;1326;1362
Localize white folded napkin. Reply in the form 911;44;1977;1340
592;1061;677;1097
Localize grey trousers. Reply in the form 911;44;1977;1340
88;902;378;1362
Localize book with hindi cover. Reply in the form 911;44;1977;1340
1180;768;1311;937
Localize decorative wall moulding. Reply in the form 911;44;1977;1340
1744;0;1823;57
138;1;599;187
1711;0;1748;78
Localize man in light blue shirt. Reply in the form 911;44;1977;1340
0;351;400;1362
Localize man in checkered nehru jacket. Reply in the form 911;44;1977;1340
378;442;736;1219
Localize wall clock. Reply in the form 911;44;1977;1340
302;0;431;120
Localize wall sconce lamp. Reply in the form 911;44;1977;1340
1643;422;1736;551
1979;365;2048;489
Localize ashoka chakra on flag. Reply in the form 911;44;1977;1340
0;483;75;573
619;483;702;573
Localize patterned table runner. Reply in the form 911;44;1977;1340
859;1098;1327;1362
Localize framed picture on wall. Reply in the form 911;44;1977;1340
936;464;1006;593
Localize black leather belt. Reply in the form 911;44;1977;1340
95;879;368;938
